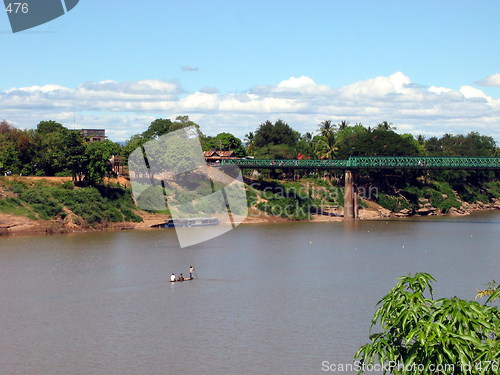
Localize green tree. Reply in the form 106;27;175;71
334;123;368;150
253;120;299;149
204;132;246;157
336;128;420;158
254;144;297;160
0;141;20;174
313;135;337;159
0;121;22;174
122;133;147;160
65;131;86;181
315;120;338;159
33;131;69;175
170;115;201;133
355;273;499;374
295;132;315;158
36;120;66;134
376;121;396;131
337;120;350;130
30;123;86;177
123;116;204;167
318;119;336;138
141;118;174;140
244;131;255;153
83;140;120;185
401;134;425;155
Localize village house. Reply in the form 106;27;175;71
203;150;236;163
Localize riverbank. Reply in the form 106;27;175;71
2;175;500;237
3;199;500;237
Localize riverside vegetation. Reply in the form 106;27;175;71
355;273;499;375
0;178;142;231
1;117;500;232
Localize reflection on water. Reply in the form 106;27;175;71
0;212;499;375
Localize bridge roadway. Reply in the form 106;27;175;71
220;156;500;169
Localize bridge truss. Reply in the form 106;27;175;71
221;157;500;170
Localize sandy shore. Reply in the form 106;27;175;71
0;203;390;237
2;203;500;238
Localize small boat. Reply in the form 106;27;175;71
152;217;220;228
170;277;193;283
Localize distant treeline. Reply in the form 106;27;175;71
1;116;499;186
0;120;120;184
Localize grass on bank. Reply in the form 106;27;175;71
0;178;142;226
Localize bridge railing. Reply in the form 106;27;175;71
219;159;349;169
349;156;500;169
219;156;500;169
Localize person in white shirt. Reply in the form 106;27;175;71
189;266;194;278
170;273;176;282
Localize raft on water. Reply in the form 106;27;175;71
170;277;194;283
152;217;220;228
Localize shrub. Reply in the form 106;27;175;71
257;194;314;220
377;193;411;212
246;187;258;208
121;208;143;222
1;181;144;225
485;181;500;198
19;189;63;220
103;208;123;222
356;273;499;374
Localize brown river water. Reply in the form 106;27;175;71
1;212;499;375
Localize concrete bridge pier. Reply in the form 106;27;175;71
344;170;358;220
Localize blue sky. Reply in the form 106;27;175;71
1;0;499;142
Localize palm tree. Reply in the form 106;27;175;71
244;132;255;152
314;140;338;159
317;120;337;157
376;121;396;131
337;120;350;130
318;119;336;138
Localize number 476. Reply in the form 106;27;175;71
6;2;29;14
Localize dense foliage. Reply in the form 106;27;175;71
2;116;500;217
0;179;142;225
355;273;499;375
0;120;119;184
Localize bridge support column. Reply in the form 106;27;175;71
344;170;358;221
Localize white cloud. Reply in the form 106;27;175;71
475;73;500;87
428;86;452;94
278;76;315;88
1;73;499;143
340;72;411;98
459;85;489;100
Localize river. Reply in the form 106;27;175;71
0;212;499;375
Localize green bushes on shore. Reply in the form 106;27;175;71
377;193;412;212
0;179;142;226
375;181;470;213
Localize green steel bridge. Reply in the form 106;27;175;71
220;156;500;170
220;156;500;220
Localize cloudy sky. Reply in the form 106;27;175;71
1;0;499;142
